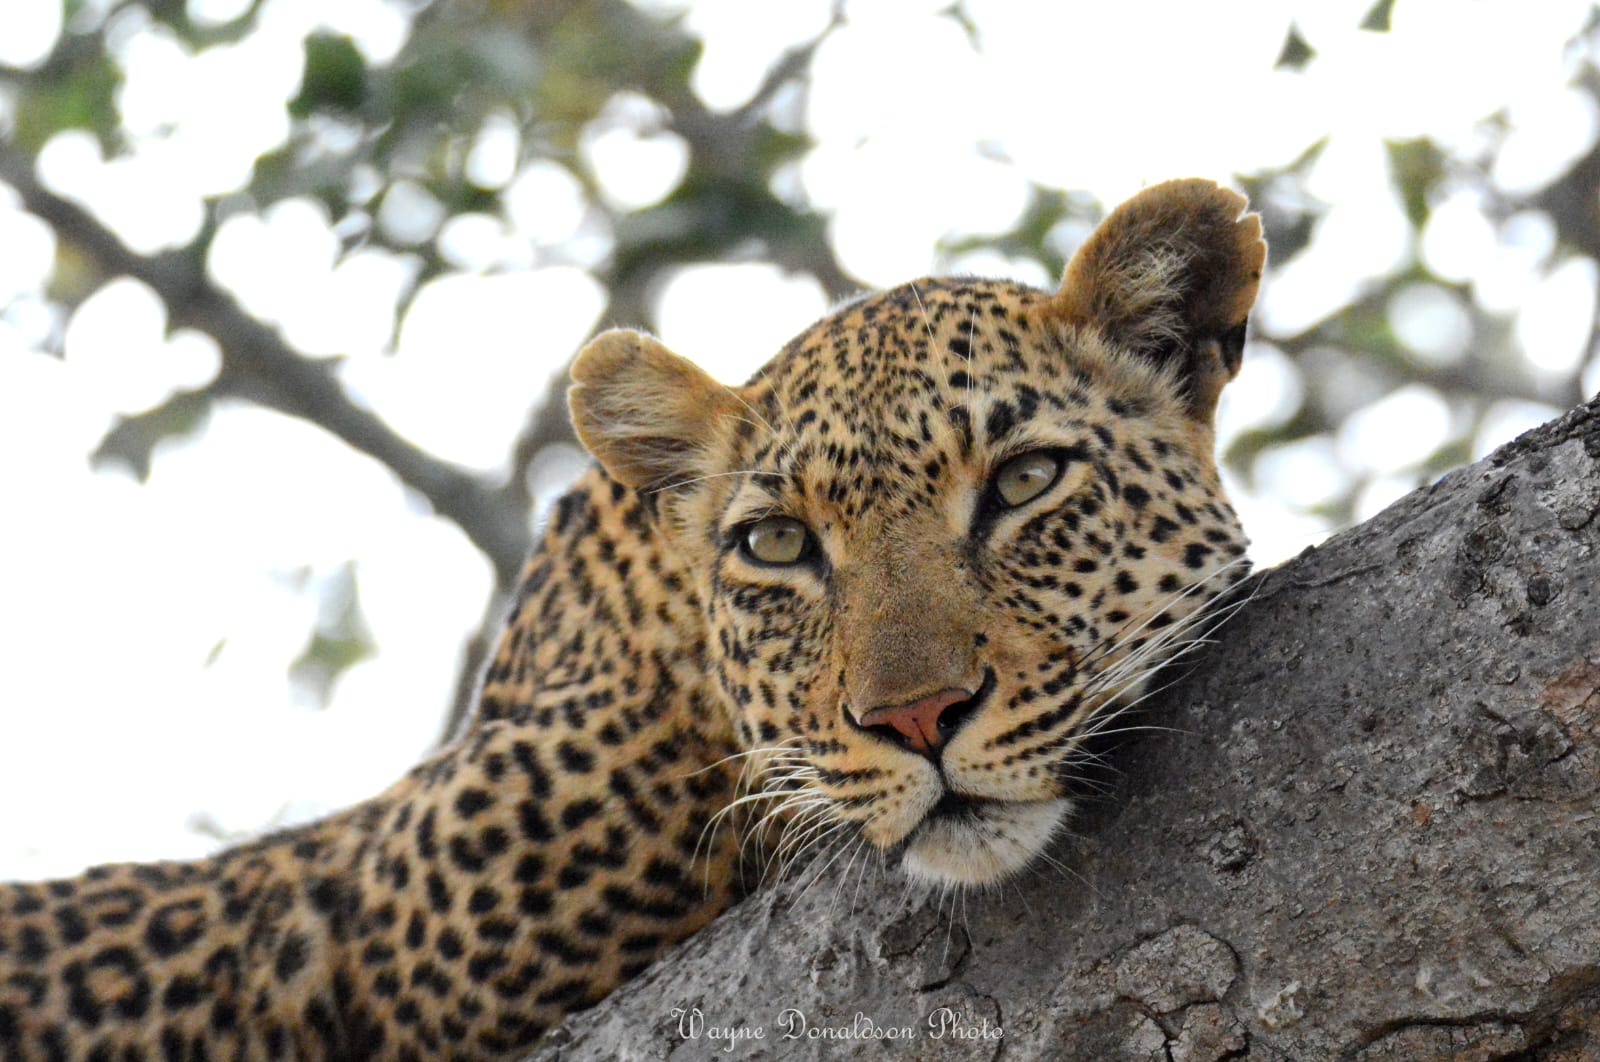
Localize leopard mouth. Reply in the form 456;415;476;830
924;790;1000;823
897;794;1070;886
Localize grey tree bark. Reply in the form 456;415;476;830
532;394;1600;1061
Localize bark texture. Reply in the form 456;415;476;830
535;396;1600;1061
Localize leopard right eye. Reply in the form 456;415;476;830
993;450;1065;508
739;516;815;566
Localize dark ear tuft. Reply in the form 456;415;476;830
567;330;743;491
1055;178;1265;419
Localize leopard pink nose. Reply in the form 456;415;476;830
856;687;977;758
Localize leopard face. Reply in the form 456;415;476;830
571;179;1265;887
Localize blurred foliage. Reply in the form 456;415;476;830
288;561;377;708
88;384;212;479
1360;0;1397;33
3;0;1599;719
287;33;368;118
1274;25;1316;71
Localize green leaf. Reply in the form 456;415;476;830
90;389;215;482
1274;24;1316;70
289;33;369;118
11;51;123;153
1360;0;1396;32
1385;138;1445;231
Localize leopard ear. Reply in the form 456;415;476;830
568;330;743;491
1055;178;1265;420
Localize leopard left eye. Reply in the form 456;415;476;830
993;450;1064;508
739;515;815;566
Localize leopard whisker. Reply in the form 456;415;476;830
1006;574;1262;793
827;834;871;917
724;389;780;439
790;823;862;902
775;814;848;886
686;739;808;779
762;799;837;881
695;781;809;880
1001;617;1234;772
1087;555;1249;647
1079;573;1254;697
1074;556;1252;677
751;790;827;847
1075;721;1189;741
726;777;825;876
648;469;785;494
847;835;878;915
1027;840;1100;899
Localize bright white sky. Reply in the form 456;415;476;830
1;0;1598;880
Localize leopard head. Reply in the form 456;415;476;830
569;179;1264;886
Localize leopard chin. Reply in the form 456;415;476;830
897;797;1070;886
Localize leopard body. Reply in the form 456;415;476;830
0;179;1264;1059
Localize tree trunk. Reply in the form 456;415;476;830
534;395;1600;1061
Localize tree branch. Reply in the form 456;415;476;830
0;144;534;588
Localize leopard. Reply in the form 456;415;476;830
0;178;1263;1060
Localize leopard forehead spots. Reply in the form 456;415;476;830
736;280;1106;523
